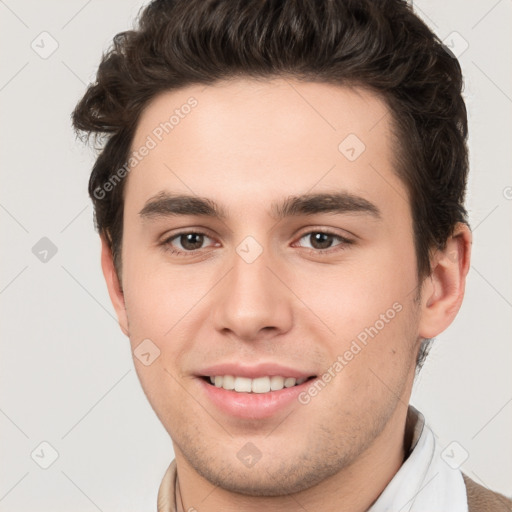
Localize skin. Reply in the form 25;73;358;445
101;78;471;511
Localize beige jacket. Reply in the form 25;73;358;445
462;473;512;512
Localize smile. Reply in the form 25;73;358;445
204;375;315;393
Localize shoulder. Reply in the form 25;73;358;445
462;472;512;512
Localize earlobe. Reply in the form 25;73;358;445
418;223;472;339
100;234;129;337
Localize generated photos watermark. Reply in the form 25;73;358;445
298;301;403;405
93;97;198;200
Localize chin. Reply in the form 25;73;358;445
187;448;352;497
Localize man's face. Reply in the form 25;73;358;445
116;79;424;495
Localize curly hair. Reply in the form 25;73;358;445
72;0;469;367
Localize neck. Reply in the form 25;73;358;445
173;401;412;512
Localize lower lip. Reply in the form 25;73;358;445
198;377;316;419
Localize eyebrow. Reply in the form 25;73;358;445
139;191;381;221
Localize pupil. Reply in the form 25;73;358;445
182;233;203;250
312;232;332;249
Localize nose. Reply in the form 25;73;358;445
212;241;294;342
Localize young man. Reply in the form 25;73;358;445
72;0;512;510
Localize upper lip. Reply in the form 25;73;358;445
197;362;317;379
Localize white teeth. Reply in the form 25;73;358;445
252;377;271;394
234;377;252;392
284;377;296;388
206;375;308;393
222;375;235;390
270;376;284;390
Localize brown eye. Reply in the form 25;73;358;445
177;233;205;250
295;230;353;253
163;232;214;255
308;232;336;250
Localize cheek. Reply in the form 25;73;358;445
121;243;202;337
131;360;192;441
298;242;419;390
310;299;419;426
293;245;416;339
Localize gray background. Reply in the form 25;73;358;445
1;0;511;510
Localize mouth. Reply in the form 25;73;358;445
200;375;317;393
197;373;319;419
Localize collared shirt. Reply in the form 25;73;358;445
157;405;468;511
368;405;468;511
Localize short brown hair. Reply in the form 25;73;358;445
73;0;469;367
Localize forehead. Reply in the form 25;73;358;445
133;78;392;152
125;78;406;220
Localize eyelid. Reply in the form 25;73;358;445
294;226;355;241
160;225;215;242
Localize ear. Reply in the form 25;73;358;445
100;233;129;336
418;223;472;339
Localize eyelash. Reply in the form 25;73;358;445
161;229;354;257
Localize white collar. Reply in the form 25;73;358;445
368;405;468;512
